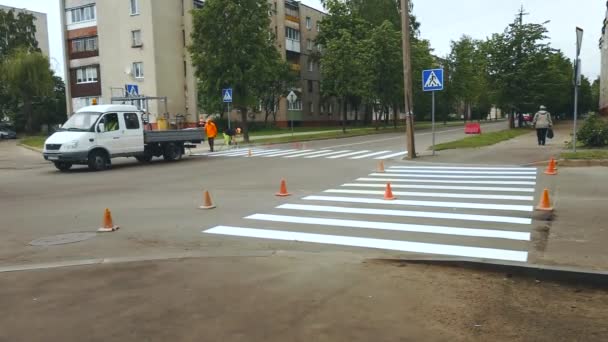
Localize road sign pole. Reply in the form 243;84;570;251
228;102;231;130
432;91;436;156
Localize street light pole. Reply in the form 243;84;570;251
573;27;583;152
400;0;416;159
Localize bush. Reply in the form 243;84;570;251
577;113;608;147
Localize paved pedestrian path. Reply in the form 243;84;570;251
202;165;539;263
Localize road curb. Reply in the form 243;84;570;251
373;258;608;287
524;159;608;167
18;143;43;154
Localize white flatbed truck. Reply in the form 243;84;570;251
43;105;204;171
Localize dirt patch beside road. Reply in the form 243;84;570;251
1;255;606;342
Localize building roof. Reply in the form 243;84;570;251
77;105;141;113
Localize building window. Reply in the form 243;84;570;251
285;27;300;41
124;113;140;130
317;43;323;53
308;60;314;72
130;0;140;15
69;5;95;24
133;62;144;79
309;102;314;115
328;104;333;116
308;80;313;93
306;17;312;30
307;39;313;50
131;30;142;47
72;37;97;52
75;66;98;83
288;99;302;111
182;30;186;47
183;60;187;77
317;22;320;32
320;104;325;115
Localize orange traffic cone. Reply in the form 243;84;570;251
544;157;557;175
200;191;216;209
98;208;119;232
384;183;396;200
377;161;385;173
535;188;553;211
276;179;291;197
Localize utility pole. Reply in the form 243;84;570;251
400;0;416;159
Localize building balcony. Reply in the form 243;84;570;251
286;38;301;53
285;14;299;23
290;63;301;71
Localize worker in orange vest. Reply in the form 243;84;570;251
205;118;218;152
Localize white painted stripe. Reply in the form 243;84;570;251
385;169;537;175
204;226;529;262
374;151;408;160
303;195;533;212
390;166;537;171
284;150;331;158
243;149;283;157
343;183;535;193
357;178;537;186
324;189;533;201
263;149;313;157
246;214;531;241
304;150;352;158
350;150;392;159
327;150;371;159
369;173;536;179
209;149;261;157
278;204;532;225
259;149;297;157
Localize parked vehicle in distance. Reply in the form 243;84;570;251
0;128;17;139
43;104;204;171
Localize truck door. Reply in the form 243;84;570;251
96;112;123;155
121;112;144;153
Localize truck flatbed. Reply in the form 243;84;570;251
144;129;204;144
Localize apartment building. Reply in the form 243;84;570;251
60;0;202;127
600;2;608;116
0;4;50;56
269;0;334;126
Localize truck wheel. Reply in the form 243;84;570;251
54;162;72;172
163;143;182;161
88;150;109;171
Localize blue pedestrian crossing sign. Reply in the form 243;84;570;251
125;84;139;97
422;69;444;92
222;88;233;103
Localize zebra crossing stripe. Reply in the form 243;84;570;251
277;204;532;224
343;183;535;193
243;149;283;156
357;178;537;185
263;149;313;157
324;189;533;201
327;150;371;159
303;195;534;212
305;150;352;158
258;149;298;157
284;150;333;158
374;151;408;160
390;166;537;171
368;173;536;179
385;169;537;175
245;214;531;241
204;226;529;262
211;149;266;157
350;151;392;159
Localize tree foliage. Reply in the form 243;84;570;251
1;48;54;133
189;0;286;142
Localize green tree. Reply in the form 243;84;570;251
1;49;54;133
189;0;282;142
254;59;296;127
591;76;600;113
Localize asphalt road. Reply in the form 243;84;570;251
0;120;536;267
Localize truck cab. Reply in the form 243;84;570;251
43;105;203;172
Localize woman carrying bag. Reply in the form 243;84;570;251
532;105;553;146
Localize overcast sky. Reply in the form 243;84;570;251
1;0;604;79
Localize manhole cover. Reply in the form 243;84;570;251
29;232;97;246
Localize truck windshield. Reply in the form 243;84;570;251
60;112;102;131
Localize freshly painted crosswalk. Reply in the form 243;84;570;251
193;148;409;160
202;165;540;263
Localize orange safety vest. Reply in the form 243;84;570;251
205;122;217;138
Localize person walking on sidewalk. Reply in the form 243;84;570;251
532;105;553;146
205;118;218;152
